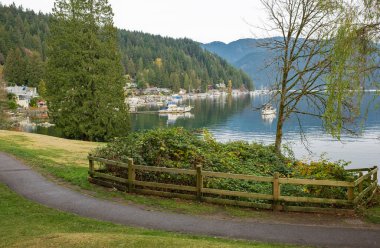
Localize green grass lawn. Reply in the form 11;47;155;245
363;193;380;224
0;130;273;218
0;130;378;233
0;183;300;248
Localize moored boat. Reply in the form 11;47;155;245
261;104;276;115
159;102;193;113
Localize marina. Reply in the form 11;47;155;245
13;90;380;172
128;92;380;172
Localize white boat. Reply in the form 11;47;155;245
159;112;194;125
261;104;276;115
159;102;193;113
261;113;276;124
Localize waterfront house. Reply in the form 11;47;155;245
215;83;226;90
6;86;39;108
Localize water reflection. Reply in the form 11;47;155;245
261;113;276;125
24;92;380;169
159;113;194;125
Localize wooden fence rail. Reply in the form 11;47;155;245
88;155;378;213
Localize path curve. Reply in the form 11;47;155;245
0;153;379;248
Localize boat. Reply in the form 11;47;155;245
261;113;276;124
261;104;276;115
159;112;194;125
159;102;193;113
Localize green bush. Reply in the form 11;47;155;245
94;128;289;175
94;128;355;201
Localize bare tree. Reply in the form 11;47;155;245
259;0;379;154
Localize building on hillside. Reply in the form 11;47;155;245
215;83;226;90
6;85;39;108
142;87;172;95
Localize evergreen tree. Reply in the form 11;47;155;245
0;52;4;65
0;82;10;129
38;79;47;98
0;3;253;92
25;51;45;87
46;0;130;141
4;48;25;84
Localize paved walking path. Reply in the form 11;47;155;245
0;153;379;248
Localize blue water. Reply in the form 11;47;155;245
131;93;380;169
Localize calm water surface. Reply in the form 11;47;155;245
131;93;380;169
29;93;380;169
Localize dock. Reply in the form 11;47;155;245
130;111;160;114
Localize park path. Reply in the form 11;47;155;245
0;152;379;248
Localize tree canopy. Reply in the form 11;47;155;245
46;0;130;141
259;0;379;153
0;3;252;91
118;30;253;91
0;3;48;86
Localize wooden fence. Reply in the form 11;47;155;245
88;155;378;213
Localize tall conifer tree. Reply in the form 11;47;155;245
46;0;130;141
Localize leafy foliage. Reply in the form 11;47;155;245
94;128;355;200
0;82;11;128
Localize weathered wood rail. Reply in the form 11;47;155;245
88;155;378;213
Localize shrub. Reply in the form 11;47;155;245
94;128;355;201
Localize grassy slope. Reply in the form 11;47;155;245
364;193;380;224
1;183;296;248
0;130;301;247
0;130;274;217
0;130;378;229
1;130;379;225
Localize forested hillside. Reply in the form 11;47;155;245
203;38;277;89
0;3;252;91
0;3;49;86
119;31;252;91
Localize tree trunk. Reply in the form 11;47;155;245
275;96;285;154
275;72;288;154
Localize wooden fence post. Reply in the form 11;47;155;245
273;172;281;211
88;154;94;177
347;187;354;202
358;172;363;193
373;166;378;182
196;165;203;201
128;158;135;192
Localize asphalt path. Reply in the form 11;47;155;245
0;152;379;248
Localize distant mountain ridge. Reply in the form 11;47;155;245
202;38;280;89
202;38;380;89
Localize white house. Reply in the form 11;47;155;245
215;83;226;89
6;86;39;108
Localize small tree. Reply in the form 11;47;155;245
38;79;47;99
46;0;130;141
0;82;10;128
259;0;379;154
4;48;25;85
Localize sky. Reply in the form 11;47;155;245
1;0;270;43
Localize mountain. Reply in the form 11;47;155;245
202;38;280;89
0;3;252;91
203;38;380;90
118;31;253;91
